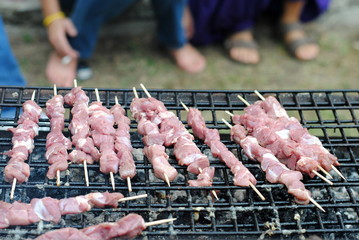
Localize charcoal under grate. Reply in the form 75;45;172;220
0;87;358;240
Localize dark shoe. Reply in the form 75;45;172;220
277;22;319;61
76;60;93;81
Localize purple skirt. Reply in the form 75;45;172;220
189;0;331;45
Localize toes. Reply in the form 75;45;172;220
295;44;319;61
171;44;206;73
229;48;260;65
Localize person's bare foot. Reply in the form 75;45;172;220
225;31;260;65
283;25;319;61
46;52;77;87
169;44;206;73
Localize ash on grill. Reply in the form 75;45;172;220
0;87;358;240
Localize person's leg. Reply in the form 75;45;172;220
222;0;270;65
0;17;26;118
151;0;206;73
0;17;26;86
280;0;320;60
46;0;137;85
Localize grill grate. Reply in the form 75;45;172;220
0;87;358;239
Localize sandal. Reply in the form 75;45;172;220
224;35;260;65
278;22;319;61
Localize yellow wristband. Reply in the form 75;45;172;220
43;11;65;27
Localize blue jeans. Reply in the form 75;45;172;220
0;17;27;118
0;17;27;86
68;0;187;59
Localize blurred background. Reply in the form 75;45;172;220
1;0;359;90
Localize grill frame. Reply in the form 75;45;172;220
0;86;358;240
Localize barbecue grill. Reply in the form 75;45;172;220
0;86;358;240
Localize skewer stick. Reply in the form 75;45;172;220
140;83;152;98
317;166;333;179
254;90;265;101
222;119;233;129
312;170;333;185
83;160;89;187
10;178;17;200
127;177;132;192
180;100;189;112
134;86;171;187
133;87;139;99
237;95;250;107
164;173;171;187
95;88;116;191
225;111;234;117
110;172;116;191
73;79;77;88
308;196;325;212
331;165;346;181
118;193;148;202
249;182;266;201
145;218;176;227
31;90;36;101
56;169;61;186
115;96;134;191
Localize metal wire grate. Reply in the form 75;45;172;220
0;87;358;239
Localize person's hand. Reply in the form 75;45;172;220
47;18;78;59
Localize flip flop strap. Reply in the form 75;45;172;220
278;22;304;36
286;37;316;53
224;39;258;51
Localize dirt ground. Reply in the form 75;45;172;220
5;3;359;91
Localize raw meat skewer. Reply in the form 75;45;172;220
180;101;265;201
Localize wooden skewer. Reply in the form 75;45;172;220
118;193;148;202
114;96;133;192
312;170;333;185
144;218;176;227
223;118;325;211
73;79;90;187
10;178;16;200
95;88;116;191
225;111;234;117
308;196;325;212
127;177;132;192
317;166;333;179
110;172;115;191
140;83;152;98
254;90;265;101
134;86;171;187
249;182;265;201
236;94;334;185
164;173;171;187
10;90;38;199
331;165;346;181
132;87;139;99
83;160;89;187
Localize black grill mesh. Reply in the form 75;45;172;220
0;87;358;240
